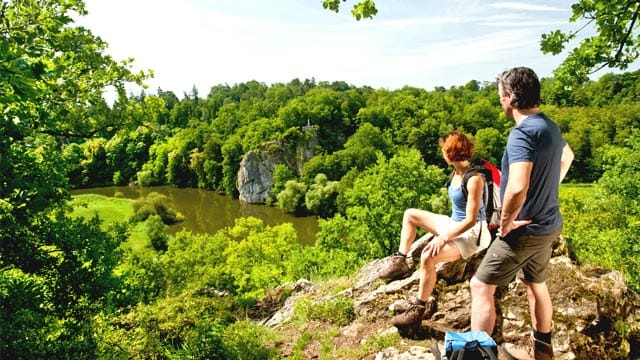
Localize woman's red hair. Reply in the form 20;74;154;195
438;131;474;162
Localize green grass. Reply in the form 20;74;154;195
559;182;594;196
69;194;151;255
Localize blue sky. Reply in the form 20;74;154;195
78;0;584;97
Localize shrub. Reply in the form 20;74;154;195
132;192;184;224
146;214;169;251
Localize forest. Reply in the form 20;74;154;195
2;0;640;358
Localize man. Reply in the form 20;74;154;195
469;67;574;360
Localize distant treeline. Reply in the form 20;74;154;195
65;71;639;213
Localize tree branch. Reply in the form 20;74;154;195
590;0;640;74
612;1;640;62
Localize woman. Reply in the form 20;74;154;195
378;130;491;327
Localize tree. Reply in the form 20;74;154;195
541;0;640;86
305;173;340;218
321;150;446;259
0;0;150;356
277;179;308;215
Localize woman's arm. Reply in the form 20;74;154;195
441;173;483;241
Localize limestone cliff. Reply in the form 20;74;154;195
237;126;317;204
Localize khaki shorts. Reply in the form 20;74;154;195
435;215;491;259
474;226;562;286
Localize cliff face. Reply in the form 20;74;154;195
237;127;318;204
257;235;640;359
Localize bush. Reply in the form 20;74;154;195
293;295;355;327
276;180;307;215
132;192;185;224
146;214;169;251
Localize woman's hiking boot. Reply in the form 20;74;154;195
390;299;426;327
378;254;410;281
501;332;553;360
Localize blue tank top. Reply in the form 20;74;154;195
448;179;486;222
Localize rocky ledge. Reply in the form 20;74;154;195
258;235;640;359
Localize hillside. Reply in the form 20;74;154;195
257;236;640;359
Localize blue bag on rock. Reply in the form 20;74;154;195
443;330;498;360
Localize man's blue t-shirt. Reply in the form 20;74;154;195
500;112;566;235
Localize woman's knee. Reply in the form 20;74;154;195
420;252;437;268
403;208;418;221
403;208;431;222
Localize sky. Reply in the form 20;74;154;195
77;0;586;98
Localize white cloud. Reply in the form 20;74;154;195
78;0;579;96
489;2;567;12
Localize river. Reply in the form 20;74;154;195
70;186;320;245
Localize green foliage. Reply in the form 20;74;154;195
137;142;171;186
277;179;308;215
214;321;279;360
285;243;363;280
96;291;238;359
161;230;234;296
321;149;447;259
293;295;355;327
474;127;507;165
161;218;303;300
541;0;640;86
0;268;49;357
1;213;126;358
105;126;155;185
224;218;302;300
270;164;297;205
132;191;184;224
300;122;393;185
305;173;340;218
561;130;640;292
115;252;167;306
65;68;640;196
221;135;244;196
146;214;169;251
322;0;378;20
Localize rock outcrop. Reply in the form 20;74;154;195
259;235;640;359
237;126;317;204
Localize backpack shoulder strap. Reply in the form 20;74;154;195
460;167;483;198
444;169;455;188
461;165;494;219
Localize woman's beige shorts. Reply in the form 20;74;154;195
434;215;491;259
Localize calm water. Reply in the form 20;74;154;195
70;186;319;245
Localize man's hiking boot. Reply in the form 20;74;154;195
378;254;410;281
502;335;553;360
390;299;426;327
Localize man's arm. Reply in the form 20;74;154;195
559;143;574;183
500;161;532;236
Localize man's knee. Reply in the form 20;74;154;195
470;276;496;299
470;276;486;293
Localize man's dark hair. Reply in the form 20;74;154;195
497;67;540;109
